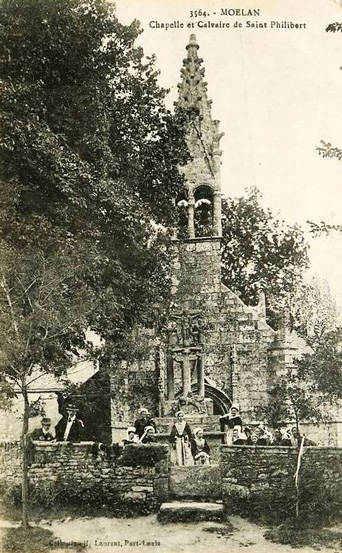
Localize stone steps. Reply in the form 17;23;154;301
158;501;225;523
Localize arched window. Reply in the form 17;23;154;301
194;184;214;237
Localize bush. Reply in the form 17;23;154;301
0;482;22;508
265;522;342;549
3;526;54;553
119;443;168;467
298;461;342;526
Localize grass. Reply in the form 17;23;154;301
265;522;342;550
2;526;54;553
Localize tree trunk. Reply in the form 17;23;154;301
292;405;300;444
21;384;30;529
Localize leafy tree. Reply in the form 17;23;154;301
287;276;341;344
0;0;189;527
259;328;342;434
297;328;342;401
0;245;93;527
258;370;323;437
0;0;189;342
221;187;309;327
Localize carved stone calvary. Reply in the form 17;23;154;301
165;309;206;403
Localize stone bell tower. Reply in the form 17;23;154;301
176;34;224;239
161;35;228;419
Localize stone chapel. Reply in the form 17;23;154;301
109;35;310;440
2;35;341;446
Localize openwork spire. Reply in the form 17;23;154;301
177;34;211;118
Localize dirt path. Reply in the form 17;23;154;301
34;514;330;553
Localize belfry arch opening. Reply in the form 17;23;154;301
194;184;214;237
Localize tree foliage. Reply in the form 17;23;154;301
297;328;342;402
287;276;341;344
221;187;309;326
258;369;323;432
0;0;189;344
259;328;342;431
0;0;189;526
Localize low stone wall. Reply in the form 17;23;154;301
221;445;342;519
0;441;169;510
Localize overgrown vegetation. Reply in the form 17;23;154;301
265;524;342;550
0;0;188;528
2;526;54;553
119;443;168;467
1;480;159;519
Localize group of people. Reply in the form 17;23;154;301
122;408;157;446
169;411;211;466
31;402;315;458
122;408;211;466
30;404;85;442
219;403;315;447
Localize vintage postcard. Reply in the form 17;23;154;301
1;0;342;552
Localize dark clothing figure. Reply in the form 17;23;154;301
257;437;267;446
55;416;84;442
219;414;243;431
281;438;292;446
170;418;193;466
273;435;292;446
219;411;242;445
294;435;316;447
245;436;253;445
134;417;157;439
31;428;54;442
169;421;192;443
140;434;156;444
191;436;210;465
232;438;246;445
122;439;137;446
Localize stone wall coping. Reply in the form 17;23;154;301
0;440;95;446
2;440;341;452
221;445;295;451
221;445;342;452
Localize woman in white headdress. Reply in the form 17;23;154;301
219;402;242;445
169;411;193;466
139;425;156;444
191;428;211;465
122;426;139;448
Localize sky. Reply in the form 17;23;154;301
115;0;342;307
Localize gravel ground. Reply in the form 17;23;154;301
1;514;339;553
40;514;333;553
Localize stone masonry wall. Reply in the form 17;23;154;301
0;441;169;507
221;445;342;517
171;237;275;420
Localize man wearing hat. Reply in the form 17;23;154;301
134;408;157;439
55;404;85;442
31;417;55;441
